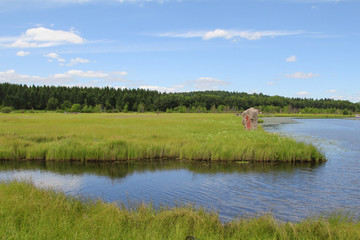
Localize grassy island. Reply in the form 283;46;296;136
0;181;358;240
0;113;324;162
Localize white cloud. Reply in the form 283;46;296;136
44;52;66;64
158;29;302;41
65;70;109;78
286;55;297;62
326;89;337;93
139;85;181;93
0;69;130;87
65;57;90;66
267;82;276;85
44;52;60;59
203;29;232;40
44;54;91;66
182;77;230;90
71;57;89;64
16;51;30;56
137;78;231;93
297;91;309;96
158;31;204;38
285;72;319;79
0;69;72;86
2;27;84;48
53;73;70;78
331;95;344;100
112;71;128;76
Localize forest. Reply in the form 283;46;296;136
1;83;359;114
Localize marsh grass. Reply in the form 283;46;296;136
0;113;324;162
1;180;359;240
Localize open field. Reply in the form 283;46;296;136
0;112;324;162
0;180;359;240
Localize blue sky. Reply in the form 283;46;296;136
0;0;359;102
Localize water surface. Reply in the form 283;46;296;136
1;118;360;221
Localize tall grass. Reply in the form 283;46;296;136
1;181;359;240
0;113;324;162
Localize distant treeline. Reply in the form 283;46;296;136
1;83;359;114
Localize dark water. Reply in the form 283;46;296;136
1;118;359;222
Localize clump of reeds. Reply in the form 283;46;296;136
0;180;358;240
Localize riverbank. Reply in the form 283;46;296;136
0;180;358;240
0;113;323;162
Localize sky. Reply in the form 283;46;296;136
0;0;359;102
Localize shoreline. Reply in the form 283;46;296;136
1;180;359;239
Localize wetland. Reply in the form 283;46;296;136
1;116;359;222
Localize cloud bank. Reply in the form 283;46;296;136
0;69;128;87
1;27;84;48
285;72;319;79
158;29;303;41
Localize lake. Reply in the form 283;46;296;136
0;118;359;222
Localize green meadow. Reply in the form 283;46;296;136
1;181;359;240
0;112;324;162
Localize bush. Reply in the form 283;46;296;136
47;97;58;110
69;104;82;113
342;109;351;115
1;107;12;113
94;104;103;112
123;104;128;113
81;105;94;113
61;100;72;110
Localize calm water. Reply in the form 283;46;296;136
1;118;359;221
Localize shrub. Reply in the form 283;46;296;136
69;104;82;113
123;104;128;113
61;100;72;110
81;105;94;113
137;103;145;113
1;107;12;113
342;109;351;115
47;97;58;110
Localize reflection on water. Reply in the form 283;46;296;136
1;118;360;222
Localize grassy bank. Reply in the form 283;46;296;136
0;181;358;240
0;113;324;162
